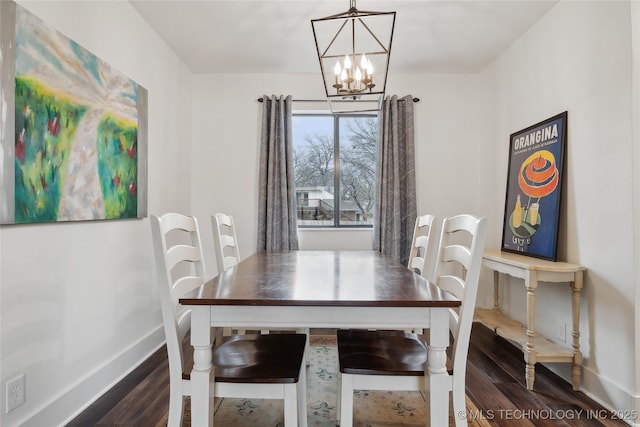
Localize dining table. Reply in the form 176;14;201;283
179;250;461;427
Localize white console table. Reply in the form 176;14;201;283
475;249;585;390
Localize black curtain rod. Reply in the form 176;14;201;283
257;97;420;103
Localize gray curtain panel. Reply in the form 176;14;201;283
257;95;299;251
373;95;417;265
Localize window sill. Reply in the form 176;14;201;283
298;227;373;232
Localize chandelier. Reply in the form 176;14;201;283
311;0;395;113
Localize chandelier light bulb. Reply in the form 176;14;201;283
355;66;362;82
342;54;354;84
344;54;352;70
334;61;342;86
360;54;368;70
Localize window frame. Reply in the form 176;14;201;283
293;111;378;229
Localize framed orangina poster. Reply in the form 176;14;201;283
501;111;567;261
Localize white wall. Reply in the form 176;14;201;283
631;0;640;422
298;229;373;251
482;0;636;413
0;2;192;426
386;73;488;221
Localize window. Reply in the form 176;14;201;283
293;113;377;227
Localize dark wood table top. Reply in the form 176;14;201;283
179;250;460;308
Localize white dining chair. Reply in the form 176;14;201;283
336;214;487;427
211;213;245;335
211;213;311;363
405;214;437;334
151;213;307;427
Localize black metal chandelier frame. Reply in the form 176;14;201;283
311;0;396;113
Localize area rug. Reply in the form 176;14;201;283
184;335;491;426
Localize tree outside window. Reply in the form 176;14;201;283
292;114;377;227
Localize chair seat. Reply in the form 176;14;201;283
184;333;306;384
337;329;428;376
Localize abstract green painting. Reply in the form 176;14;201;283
1;1;147;224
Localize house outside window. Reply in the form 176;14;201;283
292;113;377;228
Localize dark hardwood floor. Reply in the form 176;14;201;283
67;323;628;426
465;324;628;427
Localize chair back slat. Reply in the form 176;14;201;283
440;244;472;271
217;213;234;227
166;245;203;270
407;214;436;279
212;213;241;274
173;276;205;306
220;234;237;248
436;274;465;299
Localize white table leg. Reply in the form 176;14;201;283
297;363;308;427
428;307;450;426
191;306;214;427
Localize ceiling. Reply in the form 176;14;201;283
130;0;557;74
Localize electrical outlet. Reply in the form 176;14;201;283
6;374;25;413
556;322;566;343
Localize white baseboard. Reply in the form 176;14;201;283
579;364;638;426
636;393;640;427
16;326;164;427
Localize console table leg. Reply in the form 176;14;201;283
493;270;500;310
570;271;584;391
525;363;536;390
525;271;538;390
